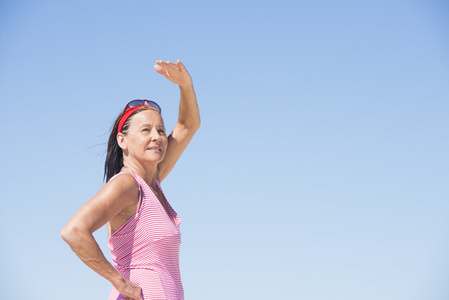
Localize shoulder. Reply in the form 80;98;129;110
61;172;141;234
100;172;139;206
108;171;138;187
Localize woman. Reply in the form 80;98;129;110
61;60;200;300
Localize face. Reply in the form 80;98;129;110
118;109;168;165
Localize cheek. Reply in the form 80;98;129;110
162;137;169;150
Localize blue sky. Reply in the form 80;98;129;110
1;0;448;299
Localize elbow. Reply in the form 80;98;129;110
191;116;201;131
60;223;81;245
192;120;201;131
60;224;72;243
178;119;201;132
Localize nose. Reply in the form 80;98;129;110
150;129;162;141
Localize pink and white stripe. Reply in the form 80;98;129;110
107;168;183;300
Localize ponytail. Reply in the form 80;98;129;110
104;112;124;182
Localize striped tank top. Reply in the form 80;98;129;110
107;168;183;300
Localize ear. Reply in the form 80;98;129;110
117;132;127;150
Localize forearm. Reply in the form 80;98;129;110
61;227;122;287
177;84;200;130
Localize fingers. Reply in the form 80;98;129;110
154;59;192;86
166;60;178;69
153;64;169;77
177;60;186;71
156;60;174;70
155;60;184;72
123;292;143;300
119;280;143;300
124;297;142;300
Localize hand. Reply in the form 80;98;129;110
154;60;193;87
115;278;143;300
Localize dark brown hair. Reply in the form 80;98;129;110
104;106;157;182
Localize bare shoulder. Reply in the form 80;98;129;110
104;172;139;205
104;172;141;235
86;171;140;218
62;172;140;234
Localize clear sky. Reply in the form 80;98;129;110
1;0;448;299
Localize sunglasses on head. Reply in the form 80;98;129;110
123;99;161;114
118;99;162;133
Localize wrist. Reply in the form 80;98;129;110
179;82;194;91
109;271;125;288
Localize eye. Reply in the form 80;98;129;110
142;128;150;132
158;129;166;135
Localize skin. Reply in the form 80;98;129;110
61;60;200;300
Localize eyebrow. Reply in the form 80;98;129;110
141;124;165;128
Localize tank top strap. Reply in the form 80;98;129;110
111;168;143;206
109;171;128;181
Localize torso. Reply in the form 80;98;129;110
106;169;174;237
148;182;176;226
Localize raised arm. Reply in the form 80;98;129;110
60;174;143;300
154;60;201;182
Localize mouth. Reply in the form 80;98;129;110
147;146;162;152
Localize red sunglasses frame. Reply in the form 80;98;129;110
118;100;162;133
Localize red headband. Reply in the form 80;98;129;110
118;105;144;133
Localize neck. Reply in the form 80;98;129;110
123;159;158;187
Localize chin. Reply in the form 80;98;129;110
146;153;165;163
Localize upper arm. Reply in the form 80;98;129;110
157;123;199;182
62;174;139;234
